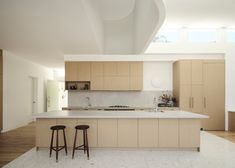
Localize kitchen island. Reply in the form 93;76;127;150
34;110;208;151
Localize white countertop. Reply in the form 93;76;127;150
33;110;208;119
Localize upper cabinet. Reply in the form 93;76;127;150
178;60;203;85
65;61;143;91
65;62;91;81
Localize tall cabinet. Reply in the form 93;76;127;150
173;60;225;130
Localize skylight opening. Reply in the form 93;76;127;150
188;29;217;43
226;29;235;43
152;29;179;43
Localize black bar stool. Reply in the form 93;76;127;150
72;125;90;159
49;125;68;162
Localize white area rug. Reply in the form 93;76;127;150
3;132;235;168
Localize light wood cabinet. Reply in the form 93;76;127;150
138;119;158;147
36;119;57;147
159;119;179;147
174;60;204;113
130;76;143;90
65;62;79;81
56;119;77;147
118;119;138;147
65;62;91;81
173;59;225;130
117;62;130;76
179;119;200;148
98;119;118;147
91;62;104;90
65;61;143;90
77;62;91;81
76;119;98;147
202;61;225;130
103;62;117;76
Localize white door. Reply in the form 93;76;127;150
47;80;60;111
29;77;38;120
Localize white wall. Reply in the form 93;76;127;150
144;61;172;91
3;51;53;132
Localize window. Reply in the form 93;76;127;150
188;29;217;43
227;29;235;43
153;29;179;43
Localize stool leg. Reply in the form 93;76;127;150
50;130;54;157
56;130;59;162
83;130;86;154
63;129;68;155
85;130;89;159
72;129;77;159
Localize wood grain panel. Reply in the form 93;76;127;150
179;119;200;148
138;119;158;147
159;119;179;148
98;119;118;147
118;119;138;147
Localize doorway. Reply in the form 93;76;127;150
29;77;38;120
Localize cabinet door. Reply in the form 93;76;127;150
77;62;91;81
191;60;203;84
103;62;117;76
118;119;138;147
130;62;143;76
91;62;103;76
91;76;103;90
191;85;203;114
77;119;98;147
113;76;129;90
179;85;192;111
179;60;191;85
56;119;77;147
36;119;57;147
130;76;143;90
117;62;130;76
179;119;200;148
203;63;225;130
138;119;158;147
65;62;78;81
159;119;179;147
98;119;118;147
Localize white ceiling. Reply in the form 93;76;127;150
95;0;136;20
162;0;235;28
1;0;235;68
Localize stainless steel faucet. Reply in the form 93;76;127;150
86;97;92;108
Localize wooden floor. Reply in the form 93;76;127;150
0;123;35;167
207;131;235;143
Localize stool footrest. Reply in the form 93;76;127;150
52;146;66;152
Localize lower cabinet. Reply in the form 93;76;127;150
179;119;200;148
98;119;118;147
76;119;98;147
159;119;179;148
138;119;158;147
118;119;138;147
36;119;57;147
36;118;200;149
56;119;77;147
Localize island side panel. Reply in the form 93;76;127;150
98;119;118;147
36;118;56;148
179;119;200;148
76;119;98;147
159;119;179;148
56;119;77;147
118;119;138;147
138;119;158;147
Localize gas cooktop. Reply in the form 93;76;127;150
104;105;135;111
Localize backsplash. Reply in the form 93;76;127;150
68;91;172;107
